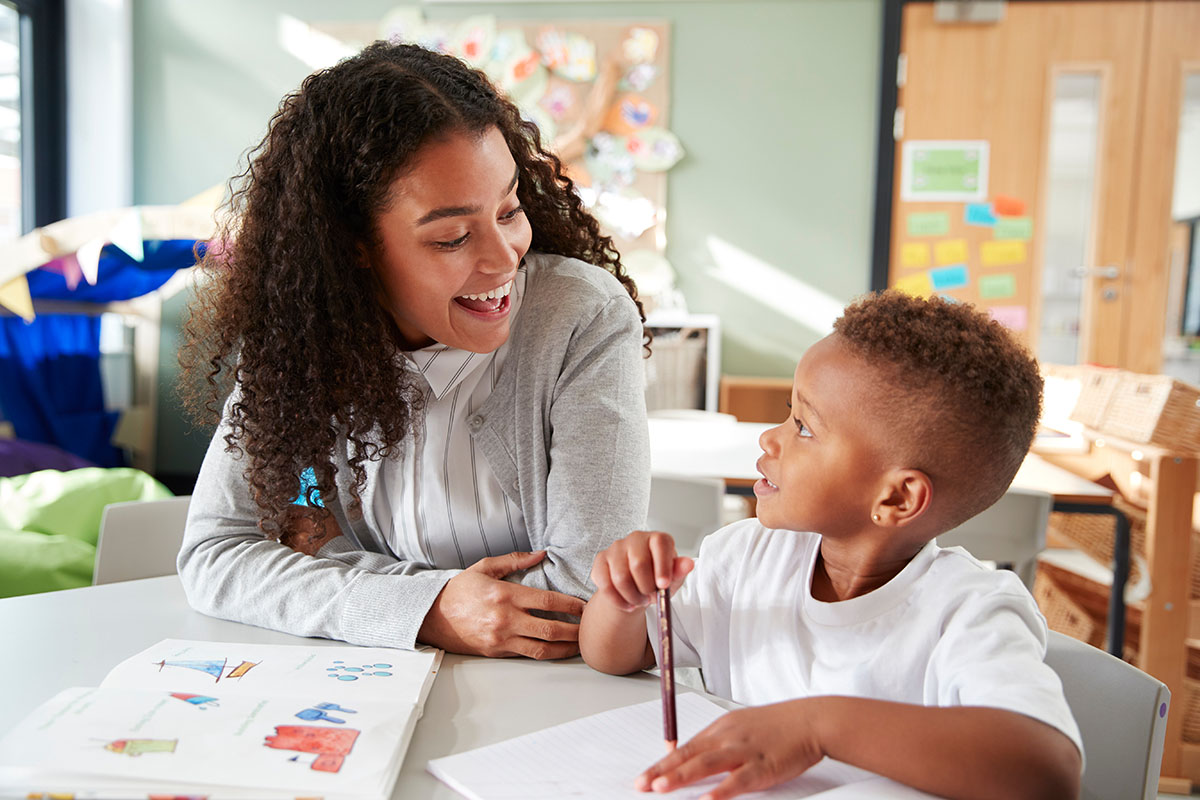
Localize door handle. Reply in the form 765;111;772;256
1070;265;1121;280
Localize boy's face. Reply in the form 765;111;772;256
754;334;888;534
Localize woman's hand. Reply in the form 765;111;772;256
418;550;586;659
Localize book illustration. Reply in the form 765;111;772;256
170;693;219;710
326;659;394;681
104;738;178;757
295;702;357;724
155;657;260;683
264;725;359;773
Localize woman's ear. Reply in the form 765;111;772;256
871;469;932;528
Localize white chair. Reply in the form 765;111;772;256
1044;631;1169;800
646;474;725;557
936;488;1052;590
93;495;192;585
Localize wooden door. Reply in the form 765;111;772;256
888;2;1154;369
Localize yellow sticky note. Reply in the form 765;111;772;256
980;240;1027;266
894;272;933;297
0;275;35;321
934;239;968;266
900;242;931;269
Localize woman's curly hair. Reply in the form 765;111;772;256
180;42;644;536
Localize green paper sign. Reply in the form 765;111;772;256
906;212;951;237
979;273;1017;299
993;217;1034;241
902;141;989;201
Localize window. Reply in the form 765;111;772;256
0;2;19;238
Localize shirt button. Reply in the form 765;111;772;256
468;415;484;431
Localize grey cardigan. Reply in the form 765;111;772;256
178;252;651;649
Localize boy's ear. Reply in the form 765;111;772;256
872;468;932;528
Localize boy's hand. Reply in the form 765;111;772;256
635;701;823;800
590;530;694;612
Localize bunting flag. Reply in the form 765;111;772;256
0;275;34;321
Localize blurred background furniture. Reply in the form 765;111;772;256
93;495;191;585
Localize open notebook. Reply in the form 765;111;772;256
427;692;935;799
0;638;442;800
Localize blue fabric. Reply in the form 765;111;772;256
0;315;125;467
0;239;203;469
26;239;202;302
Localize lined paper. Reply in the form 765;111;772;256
427;693;930;799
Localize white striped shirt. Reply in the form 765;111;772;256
374;267;531;569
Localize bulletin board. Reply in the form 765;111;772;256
314;12;684;257
890;140;1037;338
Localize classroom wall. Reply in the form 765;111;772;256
132;0;881;477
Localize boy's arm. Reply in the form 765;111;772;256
579;597;656;675
579;529;693;676
639;696;1081;800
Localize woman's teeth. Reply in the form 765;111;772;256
459;280;513;302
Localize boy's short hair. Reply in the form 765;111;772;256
832;291;1043;532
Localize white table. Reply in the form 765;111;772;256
0;577;936;799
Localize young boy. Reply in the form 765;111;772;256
580;291;1082;800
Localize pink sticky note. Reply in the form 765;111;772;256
988;305;1028;332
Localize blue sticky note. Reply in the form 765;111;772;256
965;203;997;226
930;264;969;290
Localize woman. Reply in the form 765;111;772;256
178;42;650;659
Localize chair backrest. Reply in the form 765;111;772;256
93;495;192;585
1044;631;1169;800
646;475;725;557
935;488;1052;589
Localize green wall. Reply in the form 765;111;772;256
133;0;881;476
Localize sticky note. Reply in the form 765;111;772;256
907;212;951;237
895;272;933;297
979;272;1017;299
930;264;969;291
993;195;1026;217
900;242;931;269
965;203;997;226
993;217;1033;241
988;305;1028;332
934;239;968;265
980;240;1027;266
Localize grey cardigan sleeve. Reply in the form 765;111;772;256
533;293;650;597
177;416;458;650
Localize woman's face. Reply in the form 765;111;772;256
371;126;532;352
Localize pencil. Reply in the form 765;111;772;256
656;587;677;751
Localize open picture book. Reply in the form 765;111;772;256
0;638;442;800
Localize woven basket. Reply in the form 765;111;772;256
1033;560;1141;662
1047;497;1200;599
1100;374;1200;451
1068;367;1126;429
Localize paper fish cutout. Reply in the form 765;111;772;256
536;28;596;82
620;64;658;93
449;16;495;67
627;128;684;173
621;27;660;64
604;95;657;136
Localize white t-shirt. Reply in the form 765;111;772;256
648;518;1082;753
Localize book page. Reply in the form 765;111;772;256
100;639;441;708
0;686;413;799
427;693;927;799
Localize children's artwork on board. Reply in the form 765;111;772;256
312;9;683;260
